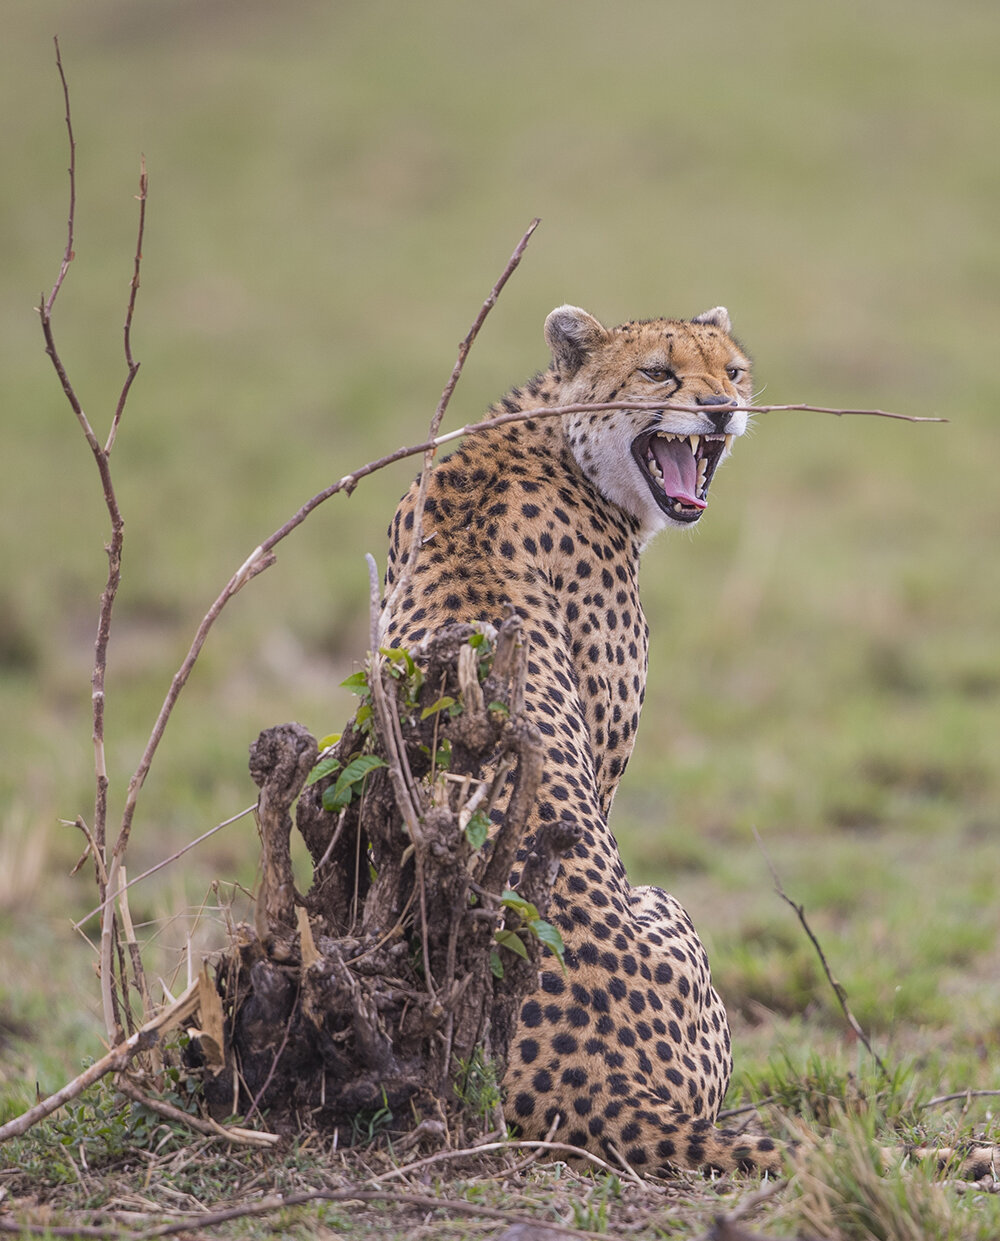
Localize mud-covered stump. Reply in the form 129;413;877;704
201;618;574;1144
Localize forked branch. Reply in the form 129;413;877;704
39;38;151;1043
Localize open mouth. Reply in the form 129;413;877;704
631;430;734;523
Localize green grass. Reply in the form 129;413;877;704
2;0;1000;1234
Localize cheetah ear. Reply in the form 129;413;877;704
691;306;732;334
544;305;609;375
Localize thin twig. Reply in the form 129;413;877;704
388;217;540;611
0;1189;612;1241
116;1077;278;1147
40;43;153;1036
364;554;435;995
105;155;147;455
114;395;937;869
754;828;890;1079
921;1089;1000;1110
717;1095;777;1121
371;1135;625;1185
44;37;75;320
132;1187;613;1241
0;981;201;1142
73;804;256;931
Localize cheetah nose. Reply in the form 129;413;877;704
695;394;738;432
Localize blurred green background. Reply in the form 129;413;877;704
1;0;998;1105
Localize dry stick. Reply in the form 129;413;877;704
105;154;146;456
921;1090;1000;1110
0;980;202;1142
364;554;436;995
40;41;152;1039
754;828;890;1078
370;1136;624;1185
133;1188;612;1241
387;216;540;613
73;804;256;931
110;395;939;886
0;1193;611;1241
115;1077;278;1148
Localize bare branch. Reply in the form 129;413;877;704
0;980;201;1142
105;155;148;455
116;1076;278;1147
921;1089;1000;1110
746;402;946;423
73;805;255;930
754;829;890;1078
364;553;435;993
389;218;540;610
39;39;153;1031
370;1135;626;1183
129;1187;610;1241
114;389;941;885
44;37;75;319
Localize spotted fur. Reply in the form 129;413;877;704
381;305;781;1174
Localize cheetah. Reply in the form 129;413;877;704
377;303;787;1175
372;306;1000;1183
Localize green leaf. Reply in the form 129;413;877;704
528;918;565;961
323;754;387;811
421;695;456;720
486;700;509;717
306;755;342;786
379;646;415;673
464;810;491;850
500;890;540;923
318;732;342;749
494;929;529;960
468;632;486;649
341;670;369;692
489;950;504;979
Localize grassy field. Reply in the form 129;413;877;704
1;0;999;1235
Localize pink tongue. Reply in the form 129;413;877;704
650;437;706;509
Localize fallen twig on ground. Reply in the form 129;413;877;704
0;982;201;1142
921;1089;1000;1110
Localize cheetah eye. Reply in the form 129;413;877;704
725;366;744;382
639;366;676;384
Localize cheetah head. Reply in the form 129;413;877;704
545;305;752;540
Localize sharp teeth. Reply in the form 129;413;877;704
689;434;700;457
724;434;733;452
697;457;708;491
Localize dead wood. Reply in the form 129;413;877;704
200;616;572;1145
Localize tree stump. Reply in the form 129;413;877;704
199;616;578;1145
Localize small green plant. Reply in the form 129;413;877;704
349;1087;394;1145
340;667;375;734
569;1172;622;1231
464;808;491;849
490;889;566;978
453;1047;502;1125
319;753;388;813
380;645;425;713
1;1078;192;1191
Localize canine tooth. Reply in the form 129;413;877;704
724;433;733;452
689;435;700;457
697;458;708;489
